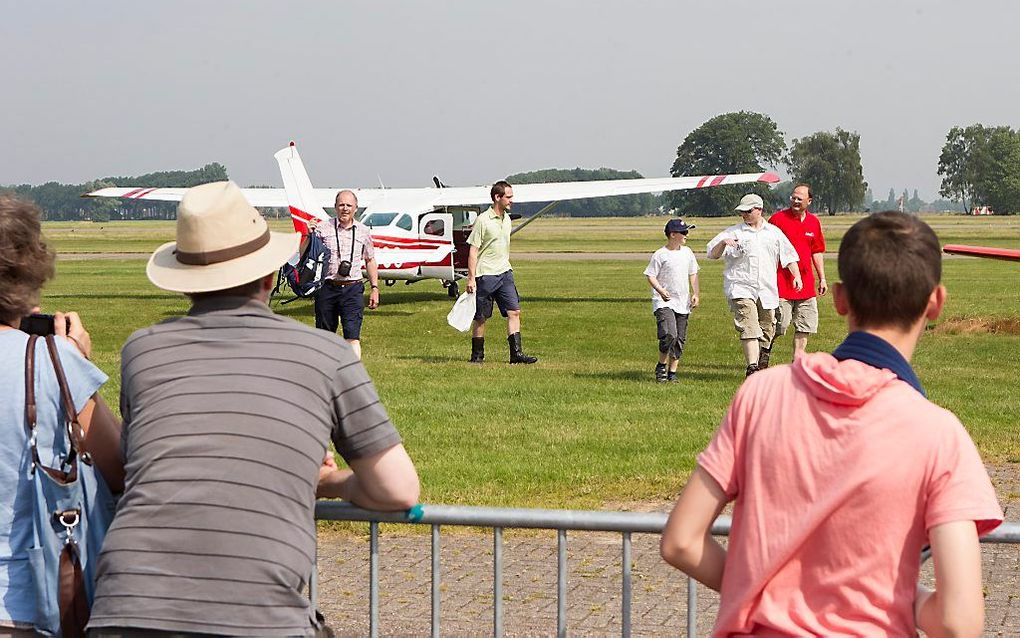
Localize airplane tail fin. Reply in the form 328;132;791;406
274;142;331;236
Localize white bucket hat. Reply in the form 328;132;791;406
147;181;300;293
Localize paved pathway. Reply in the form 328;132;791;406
316;464;1018;637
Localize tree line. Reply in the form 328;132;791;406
7;116;1020;219
0;163;229;221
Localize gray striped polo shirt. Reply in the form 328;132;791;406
89;296;401;636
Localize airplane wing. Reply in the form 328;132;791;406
943;244;1020;262
85;185;291;208
86;141;779;214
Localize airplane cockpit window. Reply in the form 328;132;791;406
362;212;398;228
423;219;445;236
395;214;413;231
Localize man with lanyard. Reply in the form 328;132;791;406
759;183;827;368
311;189;380;359
465;180;538;364
707;193;801;377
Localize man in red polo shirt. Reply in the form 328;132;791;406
760;183;827;367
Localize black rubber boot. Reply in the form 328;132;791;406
508;333;538;364
469;337;485;363
757;347;772;370
655;363;667;383
745;363;759;377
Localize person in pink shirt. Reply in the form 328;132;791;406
660;211;1003;637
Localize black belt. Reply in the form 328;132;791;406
325;279;363;288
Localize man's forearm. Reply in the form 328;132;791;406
812;253;825;281
467;246;479;279
317;467;412;511
366;258;379;287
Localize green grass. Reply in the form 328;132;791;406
41;245;1020;508
44;214;1020;254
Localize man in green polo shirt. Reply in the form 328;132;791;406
465;180;538;364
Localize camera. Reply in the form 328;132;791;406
19;313;64;336
337;260;353;278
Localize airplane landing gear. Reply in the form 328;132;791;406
445;281;459;298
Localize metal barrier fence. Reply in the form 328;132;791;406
313;501;1020;638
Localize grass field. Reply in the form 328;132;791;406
41;218;1020;509
43;213;1020;254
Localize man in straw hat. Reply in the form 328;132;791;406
89;182;420;637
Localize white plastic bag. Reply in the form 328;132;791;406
447;292;476;332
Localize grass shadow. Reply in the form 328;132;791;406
395;354;464;364
574;368;736;383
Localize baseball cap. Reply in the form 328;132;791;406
734;194;764;212
664;218;696;235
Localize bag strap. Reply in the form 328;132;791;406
59;541;89;638
23;335;80;483
45;335;91;465
24;334;39;442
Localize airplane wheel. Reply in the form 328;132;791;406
447;282;459;298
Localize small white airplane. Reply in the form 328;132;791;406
87;142;779;296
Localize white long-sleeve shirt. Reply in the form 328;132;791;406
706;222;798;309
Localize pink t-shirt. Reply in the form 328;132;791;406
698;353;1002;637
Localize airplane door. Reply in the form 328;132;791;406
419;212;455;280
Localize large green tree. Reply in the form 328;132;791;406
938;124;1020;214
971;127;1020;214
785;128;867;215
937;125;987;212
667;111;786;216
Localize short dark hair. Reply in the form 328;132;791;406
186;275;269;303
838;211;941;330
793;183;813;199
490;180;512;202
0;195;56;325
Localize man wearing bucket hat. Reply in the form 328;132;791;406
707;193;802;377
644;218;700;382
89;182;420;637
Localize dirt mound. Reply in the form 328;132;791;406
933;317;1020;335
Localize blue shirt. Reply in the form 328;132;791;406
0;330;107;624
832;331;926;397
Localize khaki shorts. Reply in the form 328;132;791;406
776;297;819;336
728;298;776;344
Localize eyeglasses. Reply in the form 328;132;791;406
790;196;804;202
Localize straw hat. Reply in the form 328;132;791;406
147;181;300;293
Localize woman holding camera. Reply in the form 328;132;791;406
0;195;123;634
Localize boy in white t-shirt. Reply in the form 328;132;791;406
644;219;700;382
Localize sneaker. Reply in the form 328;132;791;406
667;371;678;383
757;347;771;370
745;363;759;377
655;363;667;383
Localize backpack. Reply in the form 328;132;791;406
274;231;331;304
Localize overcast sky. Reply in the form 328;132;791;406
4;0;1018;200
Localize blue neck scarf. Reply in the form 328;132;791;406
831;331;926;397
